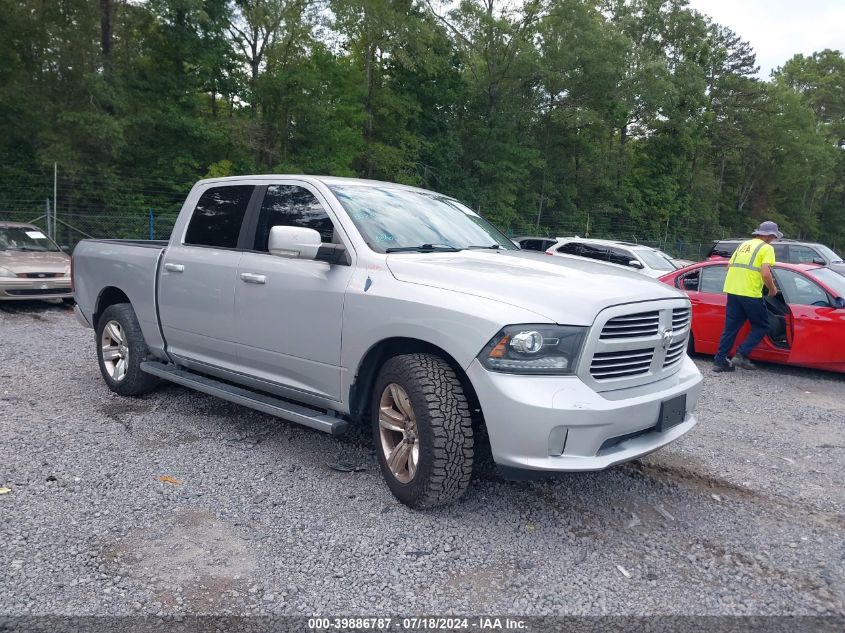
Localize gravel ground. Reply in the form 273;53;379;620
1;301;843;617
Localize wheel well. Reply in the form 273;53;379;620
94;287;130;329
349;338;484;429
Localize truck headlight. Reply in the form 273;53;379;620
0;266;17;278
478;325;587;375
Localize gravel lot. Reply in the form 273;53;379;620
1;301;844;617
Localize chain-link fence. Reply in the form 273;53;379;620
0;164;187;250
1;164;834;262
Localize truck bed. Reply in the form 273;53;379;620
73;239;167;355
84;239;170;248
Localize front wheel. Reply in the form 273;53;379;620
96;303;160;396
371;353;474;509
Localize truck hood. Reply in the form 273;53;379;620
386;250;684;325
0;250;70;274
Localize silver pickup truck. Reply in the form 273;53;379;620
73;175;703;508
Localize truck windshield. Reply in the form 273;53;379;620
0;227;61;252
329;185;517;253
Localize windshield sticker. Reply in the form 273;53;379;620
375;233;395;242
25;230;47;239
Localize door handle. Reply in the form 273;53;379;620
164;263;184;273
239;272;267;284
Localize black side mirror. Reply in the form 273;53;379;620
315;243;350;266
835;297;845;310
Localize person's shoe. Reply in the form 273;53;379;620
712;360;735;373
731;353;757;370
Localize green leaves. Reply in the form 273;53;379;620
0;0;843;251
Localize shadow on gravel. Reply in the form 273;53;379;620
0;299;73;318
693;355;844;384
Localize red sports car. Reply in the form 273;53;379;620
660;261;845;373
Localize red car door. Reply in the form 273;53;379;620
773;269;845;368
687;265;729;353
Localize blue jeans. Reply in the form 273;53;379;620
714;294;769;364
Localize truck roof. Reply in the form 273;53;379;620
195;175;438;196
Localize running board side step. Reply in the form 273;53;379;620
140;361;347;435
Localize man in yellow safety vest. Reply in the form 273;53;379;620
713;221;782;372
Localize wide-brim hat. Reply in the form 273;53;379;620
752;221;783;239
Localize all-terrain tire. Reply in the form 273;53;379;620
96;303;160;396
371;353;474;509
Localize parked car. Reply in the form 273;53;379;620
660;261;845;373
0;222;72;301
514;236;557;252
73;176;703;508
546;237;679;278
707;238;845;276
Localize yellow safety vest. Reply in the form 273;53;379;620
723;238;776;298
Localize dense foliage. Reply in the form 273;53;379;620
1;0;843;252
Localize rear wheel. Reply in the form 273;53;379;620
371;353;474;509
96;303;160;396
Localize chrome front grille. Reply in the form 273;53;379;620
591;348;654;380
582;300;692;390
663;340;687;368
599;311;660;340
672;307;691;331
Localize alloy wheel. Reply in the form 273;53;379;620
378;383;419;483
100;320;129;382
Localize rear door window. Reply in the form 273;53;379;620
253;185;335;252
773;244;788;261
184;185;255;249
788;245;820;264
677;270;701;292
578;243;609;262
557;242;582;256
700;265;729;294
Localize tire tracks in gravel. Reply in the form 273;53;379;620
624;459;845;532
621;459;845;610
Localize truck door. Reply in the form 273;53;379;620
157;184;256;369
233;183;354;402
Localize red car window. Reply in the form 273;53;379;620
677;270;700;291
700;266;728;294
773;269;831;306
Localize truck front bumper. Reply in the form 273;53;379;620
467;355;703;473
0;277;72;300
